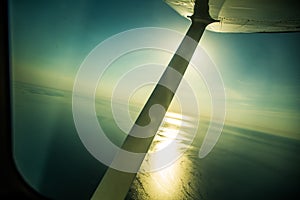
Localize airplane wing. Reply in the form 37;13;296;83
165;0;300;33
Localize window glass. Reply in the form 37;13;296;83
9;0;300;199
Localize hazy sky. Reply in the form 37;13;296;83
9;0;300;138
201;31;300;138
9;0;190;89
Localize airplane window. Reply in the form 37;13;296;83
8;0;300;199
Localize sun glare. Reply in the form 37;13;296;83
137;111;196;199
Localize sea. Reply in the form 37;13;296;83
12;81;300;200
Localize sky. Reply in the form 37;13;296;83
9;0;190;89
200;31;300;138
9;0;300;139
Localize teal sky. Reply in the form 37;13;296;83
9;0;190;89
200;31;300;138
9;0;300;139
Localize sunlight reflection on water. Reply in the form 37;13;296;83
129;111;201;200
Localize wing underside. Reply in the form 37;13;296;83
164;0;300;33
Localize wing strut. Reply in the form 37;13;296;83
91;1;215;199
